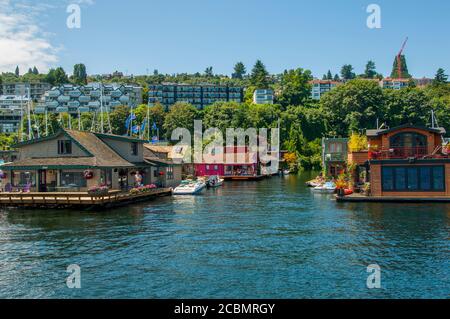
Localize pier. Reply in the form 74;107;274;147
0;188;172;209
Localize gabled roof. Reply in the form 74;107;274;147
366;124;446;137
7;129;135;169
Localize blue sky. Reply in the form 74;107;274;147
1;0;449;78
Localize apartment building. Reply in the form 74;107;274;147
1;82;51;101
253;89;274;104
147;83;243;109
380;78;410;90
38;83;142;114
0;95;30;133
310;80;340;100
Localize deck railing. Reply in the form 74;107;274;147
369;147;433;159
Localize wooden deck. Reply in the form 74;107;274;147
336;193;450;203
0;188;172;209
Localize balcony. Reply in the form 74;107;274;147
368;147;440;160
324;152;346;162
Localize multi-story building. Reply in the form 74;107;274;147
38;83;142;114
380;78;410;90
322;137;349;177
253;89;274;104
147;83;244;109
1;82;51;101
0;95;30;133
310;80;340;100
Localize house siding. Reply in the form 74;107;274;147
19;133;88;159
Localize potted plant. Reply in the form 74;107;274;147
363;183;371;196
88;185;109;196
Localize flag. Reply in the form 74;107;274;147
152;122;158;130
125;113;136;129
131;125;139;134
141;119;147;133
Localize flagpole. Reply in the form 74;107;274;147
147;104;150;142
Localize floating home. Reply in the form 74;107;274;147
340;124;450;202
322;137;348;177
195;146;264;180
0;129;180;208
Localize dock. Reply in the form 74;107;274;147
336;193;450;203
223;175;265;181
0;188;172;209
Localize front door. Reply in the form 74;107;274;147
38;170;47;192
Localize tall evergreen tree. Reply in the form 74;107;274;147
250;60;269;88
327;70;333;80
204;66;213;77
27;68;33;74
340;64;355;81
433;68;448;84
364;60;377;78
333;74;340;81
390;55;411;78
15;66;19;76
232;62;246;79
46;67;69;86
73;63;87;85
32;66;39;75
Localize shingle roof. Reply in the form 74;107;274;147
366;124;446;137
4;129;136;169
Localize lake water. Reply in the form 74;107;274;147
0;172;448;299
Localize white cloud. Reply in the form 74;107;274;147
0;0;95;74
0;0;60;74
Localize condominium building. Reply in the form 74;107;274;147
1;82;51;101
379;78;410;90
38;83;142;114
148;83;244;109
0;95;30;133
253;89;274;104
310;80;340;100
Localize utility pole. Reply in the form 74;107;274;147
27;88;32;140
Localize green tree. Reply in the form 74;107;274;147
326;70;333;80
250;60;269;88
203;101;250;132
204;67;213;77
383;88;432;127
46;67;69;86
277;68;312;107
73;63;87;85
433;68;448;84
163;102;199;140
390;55;411;78
232;62;246;79
333;74;340;81
364;60;377;79
15;66;19;76
340;64;355;81
320;79;384;135
108;105;130;135
32;66;39;75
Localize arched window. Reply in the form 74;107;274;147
389;132;427;157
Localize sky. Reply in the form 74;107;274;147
0;0;449;78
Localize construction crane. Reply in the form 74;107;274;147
396;37;408;79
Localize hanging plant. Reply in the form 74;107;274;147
0;171;7;179
84;170;94;180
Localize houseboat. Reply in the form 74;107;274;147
0;129;177;208
195;146;264;180
339;124;450;202
322;137;348;177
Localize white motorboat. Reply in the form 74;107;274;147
172;180;206;195
206;175;224;188
312;182;336;194
283;170;291;175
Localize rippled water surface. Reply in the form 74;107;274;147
0;172;448;298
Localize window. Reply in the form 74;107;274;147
329;142;343;153
131;142;138;156
60;171;87;187
382;165;445;192
167;166;174;180
58;140;72;154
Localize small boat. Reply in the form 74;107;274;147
283;170;291;175
172;180;206;195
312;182;336;194
306;180;322;187
206;175;224;188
